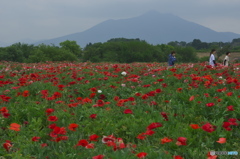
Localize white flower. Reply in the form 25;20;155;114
121;84;126;87
219;76;222;79
121;71;127;76
97;90;102;93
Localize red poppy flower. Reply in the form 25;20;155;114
76;139;89;147
0;107;8;113
228;118;238;125
32;136;41;142
157;79;164;82
206;103;215;107
227;105;234;111
68;123;78;131
99;94;106;100
3;140;13;152
222;122;232;131
207;151;218;159
89;93;96;98
9;123;21;131
89;134;100;141
176;137;187;146
189;95;194;101
136;152;147;158
173;156;184;159
216;138;226;144
48;123;57;129
22;90;30;97
92;154;104;159
136;133;146;140
90;114;97;119
41;143;48;148
147;122;163;130
53;92;62;98
190;124;200;129
48;116;58;122
141;94;148;100
58;84;65;90
85;143;95;149
96;99;104;107
202;123;216;133
162;83;168;87
145;130;155;135
102;135;116;143
90;87;97;92
177;88;183;92
160;112;168;121
135;93;141;96
124;109;133;114
204;93;210;97
128;97;135;101
45;108;55;116
160;137;173;144
2;112;10;118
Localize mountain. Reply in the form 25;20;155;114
35;11;240;47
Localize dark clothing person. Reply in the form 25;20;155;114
168;52;176;66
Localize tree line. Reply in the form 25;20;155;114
0;38;239;63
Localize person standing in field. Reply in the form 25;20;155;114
223;52;230;66
168;51;176;66
209;49;216;67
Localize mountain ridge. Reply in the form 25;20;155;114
2;11;240;47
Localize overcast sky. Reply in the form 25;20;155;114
1;0;240;44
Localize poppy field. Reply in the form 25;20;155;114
0;61;239;159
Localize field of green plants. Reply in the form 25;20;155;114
0;61;239;159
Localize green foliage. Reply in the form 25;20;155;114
175;47;199;63
0;62;239;158
83;40;165;63
59;40;83;58
0;42;79;63
216;45;231;59
169;38;240;52
0;38;239;63
199;56;209;62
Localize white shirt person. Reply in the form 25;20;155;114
209;49;216;67
223;52;230;66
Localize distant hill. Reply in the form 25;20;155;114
33;10;240;47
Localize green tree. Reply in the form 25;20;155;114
216;45;231;61
156;44;174;62
4;44;24;62
175;47;198;63
59;40;82;58
83;43;103;62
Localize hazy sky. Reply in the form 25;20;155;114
1;0;240;43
